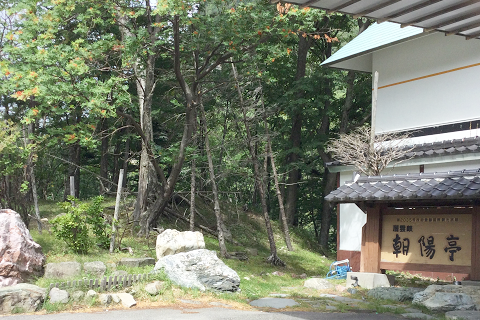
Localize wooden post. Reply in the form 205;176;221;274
370;71;379;155
471;207;480;280
69;176;75;197
110;169;124;253
360;204;382;273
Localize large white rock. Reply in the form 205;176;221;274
154;249;240;292
0;209;45;287
155;229;205;259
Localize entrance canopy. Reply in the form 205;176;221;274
280;0;480;40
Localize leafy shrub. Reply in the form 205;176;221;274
84;196;111;249
51;196;110;253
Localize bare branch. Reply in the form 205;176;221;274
326;126;414;176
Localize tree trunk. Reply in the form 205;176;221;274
258;84;293;251
285;34;311;227
199;100;228;258
115;7;157;225
319;171;337;247
231;61;284;266
26;121;42;232
189;157;196;232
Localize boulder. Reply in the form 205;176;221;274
86;290;97;299
117;292;136;308
413;285;480;312
49;287;69;304
111;294;120;303
368;287;423;302
71;290;85;302
99;294;112;305
83;261;106;278
144;281;165;295
112;270;128;277
44;262;81;279
154;249;240;292
0;209;45;287
156;229;205;259
0;283;46;314
304;278;334;290
422;293;475;312
117;258;155;268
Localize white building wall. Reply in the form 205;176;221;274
372;33;480;134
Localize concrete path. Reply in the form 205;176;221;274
0;308;407;320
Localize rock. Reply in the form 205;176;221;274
336;285;347;292
0;209;45;286
347;288;357;294
99;294;112;305
144;281;164;295
71;291;85;302
0;283;46;314
368;287;423;302
422;293;475;312
446;310;480;320
111;294;120;303
154;249;240;292
112;270;128;277
249;298;299;309
44;262;81;279
48;287;69;304
86;290;97;298
304;278;334;290
156;229;205;259
413;285;480;312
117;258;155;268
117;292;136;308
83;261;106;278
106;262;116;270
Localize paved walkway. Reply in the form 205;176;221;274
0;308;405;320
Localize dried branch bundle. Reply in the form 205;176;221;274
326;126;414;176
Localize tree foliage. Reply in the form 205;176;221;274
0;0;373;256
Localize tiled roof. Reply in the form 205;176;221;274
325;169;480;203
326;136;480;167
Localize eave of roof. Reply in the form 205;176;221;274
321;22;426;71
325;169;480;204
280;1;480;40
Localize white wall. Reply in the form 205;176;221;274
372;33;480;134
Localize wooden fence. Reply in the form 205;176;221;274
49;273;150;292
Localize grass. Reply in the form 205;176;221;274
20;197;439;316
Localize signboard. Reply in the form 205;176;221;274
381;214;471;266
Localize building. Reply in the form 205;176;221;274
320;21;480;281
